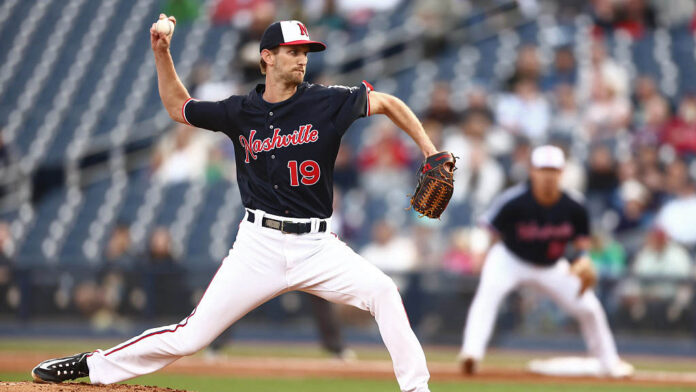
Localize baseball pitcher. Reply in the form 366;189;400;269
31;16;455;392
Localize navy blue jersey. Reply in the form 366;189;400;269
480;183;590;266
183;81;372;218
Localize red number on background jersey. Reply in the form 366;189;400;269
546;240;566;260
287;160;321;186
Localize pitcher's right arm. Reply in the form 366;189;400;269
150;14;190;124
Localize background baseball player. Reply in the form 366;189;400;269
459;145;634;378
31;15;455;392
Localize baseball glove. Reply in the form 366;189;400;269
570;255;597;296
409;151;456;219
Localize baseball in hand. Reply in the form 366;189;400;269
155;18;174;36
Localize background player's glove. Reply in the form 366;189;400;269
409;152;456;219
570;256;597;297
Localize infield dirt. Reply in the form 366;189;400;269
1;351;694;390
0;382;184;392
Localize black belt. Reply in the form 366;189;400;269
247;211;327;234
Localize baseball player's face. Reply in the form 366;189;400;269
530;167;562;200
274;45;310;85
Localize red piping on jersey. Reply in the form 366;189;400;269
104;308;197;356
102;259;226;357
181;98;195;126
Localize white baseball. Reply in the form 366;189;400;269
155;19;174;36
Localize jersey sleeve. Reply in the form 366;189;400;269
182;97;239;134
331;80;373;133
479;199;510;234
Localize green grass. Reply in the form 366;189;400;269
1;372;694;392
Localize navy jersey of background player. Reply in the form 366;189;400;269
182;80;373;219
480;183;590;266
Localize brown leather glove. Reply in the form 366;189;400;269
409;152;456;219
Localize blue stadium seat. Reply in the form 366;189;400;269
185;180;231;259
16;190;66;264
59;178;112;264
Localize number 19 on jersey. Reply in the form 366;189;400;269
287;160;320;186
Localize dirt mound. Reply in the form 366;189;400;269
0;382;187;392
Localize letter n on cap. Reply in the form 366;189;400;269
298;22;308;37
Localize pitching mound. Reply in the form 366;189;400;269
0;382;187;392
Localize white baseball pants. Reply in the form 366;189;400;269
87;209;430;392
461;243;620;370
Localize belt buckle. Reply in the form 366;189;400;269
280;220;290;234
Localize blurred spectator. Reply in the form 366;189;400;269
335;0;402;25
0;131;10;171
590;233;627;278
423;82;460;126
496;76;551;143
632;95;669;148
444;111;504;212
632;75;660;115
105;224;132;263
414;0;470;57
152;124;211;184
0;131;15;197
205;147;226;183
212;0;271;25
622;228;694;324
507;137;533;184
505;45;542;91
410;222;444;270
589;231;627;309
360;220;418;274
635;150;665;212
163;0;200;24
148;226;176;264
663;159;690;199
613;179;652;234
145;227;188;315
333;145;359;192
590;0;655;38
190;62;237;102
0;222;12;314
462;87;514;157
656;180;696;247
583;77;631;141
357;120;413;197
549;84;582;139
650;0;695;28
233;1;277;81
587;144;619;196
541;47;577;91
316;0;348;31
422;120;443;151
661;95;696;158
442;228;485;275
633;229;693;283
0;221;13;261
578;39;629;104
462;87;494;124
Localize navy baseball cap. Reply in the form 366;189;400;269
259;20;326;53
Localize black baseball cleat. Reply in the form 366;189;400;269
31;352;90;383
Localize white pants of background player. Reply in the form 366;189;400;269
87;209;430;392
461;242;621;371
